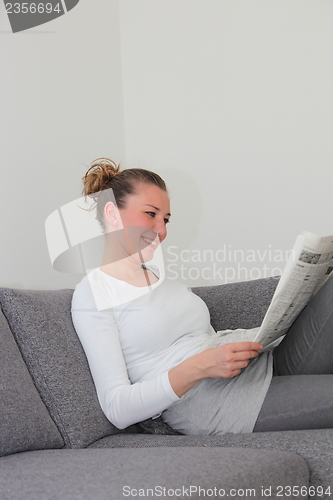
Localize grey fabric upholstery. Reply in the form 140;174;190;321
193;276;279;331
0;447;308;500
0;307;63;456
2;277;330;498
90;429;333;493
0;288;138;449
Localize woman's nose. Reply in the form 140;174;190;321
154;219;167;240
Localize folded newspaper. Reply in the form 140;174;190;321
201;230;333;350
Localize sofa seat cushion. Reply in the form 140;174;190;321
0;447;308;500
0;288;138;449
0;308;64;456
90;428;333;492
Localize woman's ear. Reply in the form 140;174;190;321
104;201;121;229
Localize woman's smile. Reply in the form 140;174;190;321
141;235;158;247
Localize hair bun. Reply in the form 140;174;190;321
82;158;121;197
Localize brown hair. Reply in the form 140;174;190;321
82;158;167;227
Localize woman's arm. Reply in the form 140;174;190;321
168;341;263;398
71;284;179;429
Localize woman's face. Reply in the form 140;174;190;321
106;182;171;262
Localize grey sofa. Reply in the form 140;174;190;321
0;277;332;500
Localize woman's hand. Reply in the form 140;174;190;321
198;342;263;379
168;342;263;398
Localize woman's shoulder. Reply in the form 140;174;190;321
72;269;110;311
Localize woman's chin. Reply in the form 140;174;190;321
138;247;156;263
140;253;154;263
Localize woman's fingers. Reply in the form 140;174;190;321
204;342;263;379
169;342;263;398
228;341;263;353
217;341;262;359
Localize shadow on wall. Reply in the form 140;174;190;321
159;167;203;251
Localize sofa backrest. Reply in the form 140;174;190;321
193;276;279;331
0;306;64;456
0;288;138;449
0;276;279;448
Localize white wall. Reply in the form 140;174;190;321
0;0;125;289
1;1;333;289
119;0;333;286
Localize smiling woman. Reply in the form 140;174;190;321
71;158;266;433
71;157;333;437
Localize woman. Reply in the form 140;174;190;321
71;158;333;435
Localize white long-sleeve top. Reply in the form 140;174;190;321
71;268;215;429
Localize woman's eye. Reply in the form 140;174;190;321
146;212;170;224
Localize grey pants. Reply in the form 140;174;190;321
254;275;333;432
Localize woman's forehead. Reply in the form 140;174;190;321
127;183;170;209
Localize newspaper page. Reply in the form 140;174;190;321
202;231;333;351
254;230;333;347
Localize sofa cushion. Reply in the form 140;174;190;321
193;276;279;331
94;429;333;492
0;307;64;456
0;288;138;449
0;447;308;500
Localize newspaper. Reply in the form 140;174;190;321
202;230;333;350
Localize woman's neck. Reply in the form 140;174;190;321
100;258;158;287
100;232;159;286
